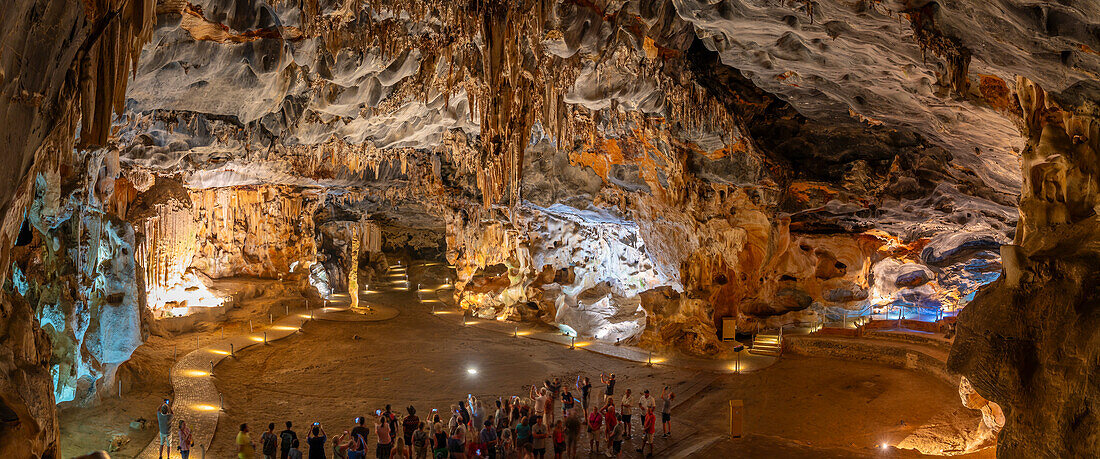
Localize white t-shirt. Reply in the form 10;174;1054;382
638;395;656;411
535;395;549;413
620;394;635;414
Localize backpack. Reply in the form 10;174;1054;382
413;430;427;448
262;432;277;455
280;431;295;450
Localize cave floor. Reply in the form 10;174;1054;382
60;265;992;458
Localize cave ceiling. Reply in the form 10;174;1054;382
83;0;1098;235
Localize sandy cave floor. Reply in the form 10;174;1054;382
60;268;994;458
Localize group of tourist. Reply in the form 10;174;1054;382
160;373;675;459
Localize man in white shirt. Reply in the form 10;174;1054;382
620;389;635;439
531;386;549;418
637;389;656;415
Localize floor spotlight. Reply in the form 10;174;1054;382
467;367;478;375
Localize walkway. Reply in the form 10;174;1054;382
135;297;397;458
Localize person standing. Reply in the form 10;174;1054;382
514;416;532;450
551;420;565;459
636;408;655;456
431;423;448;459
563;409;581;459
619;389;634;440
288;439;304;459
351;417;370;453
238;423;256;459
375;414;393;459
402;407;420;456
576;377;591;417
531;415;548;459
157;398;173;459
559;386;576;419
178;420;193;459
411;423;428;459
636;390;656;419
261;423;278;459
607;416;624;458
660;387;675;438
586;407;603;454
480;420;498;459
307;423;328;459
280;422;299;459
600;373;616;399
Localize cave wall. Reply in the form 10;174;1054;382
948;78;1100;457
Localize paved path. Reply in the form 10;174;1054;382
135;299;397;458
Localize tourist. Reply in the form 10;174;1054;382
576;377;591;416
402;407;421;456
494;399;505;427
550;420;565;459
458;400;472;426
262;423;279;459
586;407;602;454
530;386;549;420
636;390;655;417
157;398;173;459
563;409;580;459
431;422;448;459
351;417;371;454
288;439;304;459
448;421;466;459
660;386;675;438
281;421;299;459
636;407;655;456
307;423;328;459
531;415;548;459
391;437;410;458
449;405;462;433
514;415;532;449
499;428;515;458
385;405;400;442
599;373;616;399
543;379;560;423
348;425;369;459
178;420;193;459
601;399;617;445
559;386;575;419
480;419;498;459
376;414;393;459
619;389;634;439
470;398;485;433
607;416;623;458
412;422;429;459
238;423;257;459
520;443;534;459
331;431;348;459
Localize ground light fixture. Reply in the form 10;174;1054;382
467;367;478;375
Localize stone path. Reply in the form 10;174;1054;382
135;300;397;458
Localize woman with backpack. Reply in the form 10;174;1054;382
411;422;429;459
261;423;279;459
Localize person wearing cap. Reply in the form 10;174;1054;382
637;389;656;415
156;398;173;459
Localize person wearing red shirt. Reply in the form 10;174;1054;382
637;407;656;456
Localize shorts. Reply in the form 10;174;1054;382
160;432;170;443
662;413;671;422
376;443;393;458
612;441;622;453
348;451;365;459
554;442;565;453
621;414;631;423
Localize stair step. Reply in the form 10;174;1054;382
748;348;781;356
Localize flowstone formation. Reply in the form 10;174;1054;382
1;0;1099;456
949;78;1100;457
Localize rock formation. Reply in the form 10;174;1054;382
0;0;1098;456
948;77;1100;457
